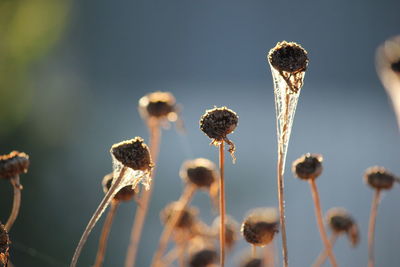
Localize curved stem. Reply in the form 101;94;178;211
124;123;161;267
368;189;381;267
93;201;119;267
151;185;196;267
312;233;338;267
5;175;22;231
219;141;226;267
309;180;338;267
70;167;126;267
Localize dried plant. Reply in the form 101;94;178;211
0;223;10;267
267;41;308;267
292;154;338;267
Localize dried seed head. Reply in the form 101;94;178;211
292;153;323;180
364;166;395;190
199;107;238;160
268;41;308;73
240;257;263;267
160;202;198;229
212;215;239;250
110;137;153;171
241;208;279;246
180;158;217;189
326;207;360;246
392;60;400;73
0;151;30;179
138;91;178;121
102;173;135;202
0;223;9;266
189;248;218;267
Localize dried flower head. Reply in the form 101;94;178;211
326;208;360;247
138;91;178;121
0;151;30;179
212;215;239;250
241;208;279;246
102;173;135;202
180;158;218;189
268;41;308;74
364;166;395;190
0;223;9;266
110;137;153;171
189;248;218;267
199;107;238;160
160;202;198;230
292;153;323;180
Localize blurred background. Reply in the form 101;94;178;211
1;0;400;266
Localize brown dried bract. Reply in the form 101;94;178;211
0;223;9;266
180;158;217;189
188;248;218;267
326;208;359;247
200;107;238;161
364;166;395;190
241;208;279;247
138;91;177;119
102;173;135;202
0;151;29;179
110;137;153;171
268;41;308;74
160;202;198;230
292;153;323;180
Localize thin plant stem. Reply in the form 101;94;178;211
309;180;338;267
312;233;338;267
178;243;185;267
70;167;127;267
5;175;22;231
93;201;119;267
152;185;196;267
263;242;275;267
219;141;226;267
252;245;257;258
125;122;161;267
368;189;381;267
162;247;179;267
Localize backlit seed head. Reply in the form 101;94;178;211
102;173;135;202
188;248;218;267
180;158;217;189
110;137;153;171
241;208;279;247
292;153;323;180
138;91;178;121
364;166;395;190
212;215;239;250
0;151;30;179
326;207;360;247
0;223;10;266
160;202;198;229
268;41;308;73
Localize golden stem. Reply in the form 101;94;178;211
309;179;338;267
312;233;338;267
219;141;226;267
368;189;381;267
252;245;257;258
93;201;119;267
5;175;22;231
124;122;161;267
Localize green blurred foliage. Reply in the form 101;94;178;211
0;0;70;135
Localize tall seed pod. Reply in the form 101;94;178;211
267;41;308;267
70;137;153;267
200;106;238;267
0;151;30;232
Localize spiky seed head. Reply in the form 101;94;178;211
212;215;239;250
364;166;395;190
0;151;30;179
180;158;217;189
268;41;308;73
110;137;153;171
189;248;218;267
102;173;135;202
0;223;9;266
160;202;198;229
200;107;238;141
241;208;279;247
138;91;177;120
326;207;360;246
292;153;323;180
